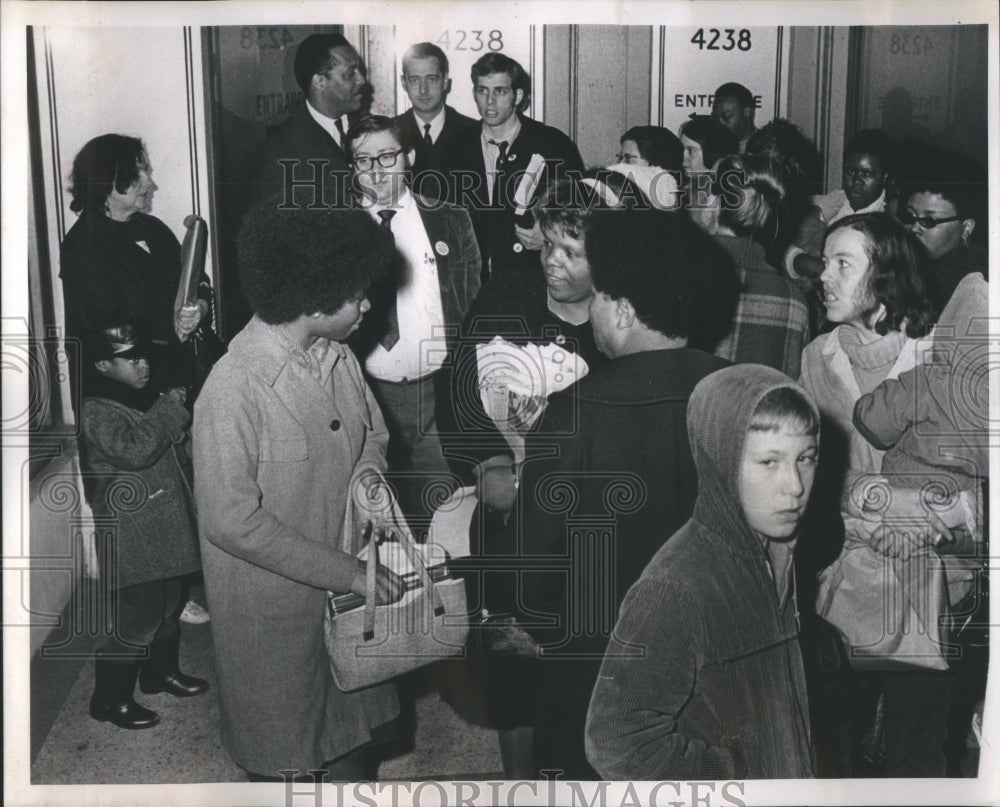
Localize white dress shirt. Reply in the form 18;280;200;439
364;190;447;382
306;100;349;150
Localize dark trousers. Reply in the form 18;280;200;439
367;372;456;520
882;670;953;777
99;576;183;654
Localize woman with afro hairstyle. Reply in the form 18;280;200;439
193;201;407;782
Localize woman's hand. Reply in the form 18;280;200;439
349;560;405;605
174;300;208;341
473;456;518;514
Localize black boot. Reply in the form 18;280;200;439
138;631;209;697
89;658;161;729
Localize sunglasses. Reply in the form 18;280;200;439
897;209;962;229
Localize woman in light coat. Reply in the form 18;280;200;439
193;201;403;781
799;212;962;776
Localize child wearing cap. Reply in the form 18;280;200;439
81;317;208;730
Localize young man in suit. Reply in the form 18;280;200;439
443;52;584;282
345;115;483;518
393;42;477;200
252;33;365;206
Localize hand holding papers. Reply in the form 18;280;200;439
475;336;590;459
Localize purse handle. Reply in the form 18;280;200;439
359;475;446;641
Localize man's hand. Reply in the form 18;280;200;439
515;221;545;251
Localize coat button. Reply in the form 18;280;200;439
330;419;341;431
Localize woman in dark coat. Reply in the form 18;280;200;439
59;134;213;402
193;201;404;782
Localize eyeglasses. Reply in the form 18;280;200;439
351;150;404;171
897;209;962;229
615;152;640;164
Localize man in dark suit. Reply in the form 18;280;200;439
393;42;476;201
345;115;482;517
251;33;364;206
443;52;584;282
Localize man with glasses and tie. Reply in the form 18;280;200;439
393;43;476;200
444;52;583;282
252;33;366;207
344;115;482;518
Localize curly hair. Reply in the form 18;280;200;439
716;154;788;242
238;199;394;324
679;116;739;171
535;172;643;238
585;208;729;339
470;52;530;112
825;212;935;338
621;125;684;171
68;134;147;214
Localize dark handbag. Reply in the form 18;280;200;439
188;322;225;399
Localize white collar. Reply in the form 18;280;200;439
305;100;348;147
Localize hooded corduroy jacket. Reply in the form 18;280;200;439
585;364;815;780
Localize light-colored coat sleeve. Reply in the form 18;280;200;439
193;360;362;594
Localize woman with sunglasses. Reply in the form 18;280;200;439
897;151;987;313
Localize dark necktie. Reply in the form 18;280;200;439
334;117;346;150
423;123;433;148
377;210;400;350
488;140;508;205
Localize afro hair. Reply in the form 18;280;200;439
238;198;394;324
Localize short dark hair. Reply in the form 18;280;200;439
471;52;530;112
621;125;684;171
402;42;449;76
844;128;893;172
679;116;739;170
344;114;411;157
238;200;393;325
585;209;727;339
716;154;787;240
714;82;755;110
294;33;353;94
68;134;147;214
825;212;935;338
535;175;625;240
898;149;986;223
749;386;820;436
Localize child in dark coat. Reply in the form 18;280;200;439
81;317;207;730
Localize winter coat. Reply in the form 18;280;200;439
81;383;201;590
585;364;815;780
193;316;398;775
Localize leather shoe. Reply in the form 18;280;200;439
139;670;209;697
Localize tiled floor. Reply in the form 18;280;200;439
31;612;504;784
